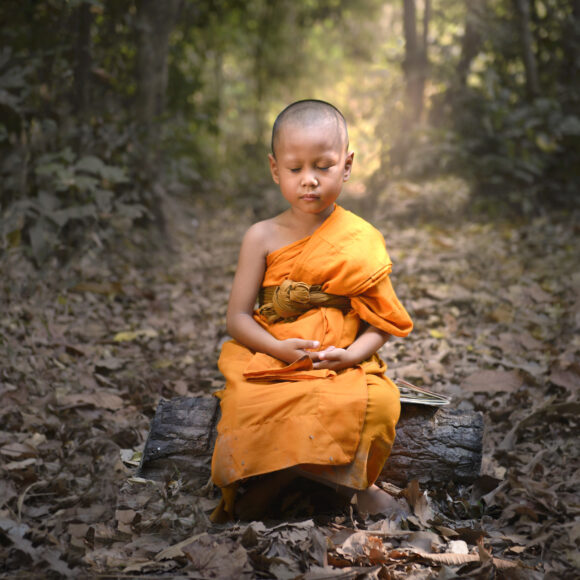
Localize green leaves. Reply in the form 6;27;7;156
34;150;129;196
0;146;137;265
76;155;129;184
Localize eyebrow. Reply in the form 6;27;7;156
281;153;339;163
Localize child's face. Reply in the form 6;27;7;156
268;119;354;218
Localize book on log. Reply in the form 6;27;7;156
394;378;451;406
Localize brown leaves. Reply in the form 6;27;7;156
461;370;523;393
0;212;236;572
99;517;328;579
401;480;434;527
181;534;252;578
320;488;530;578
0;518;75;578
1;197;579;577
56;390;125;411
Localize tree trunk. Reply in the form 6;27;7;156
72;1;92;119
457;1;486;86
134;0;183;237
135;0;183;125
422;0;430;70
137;396;483;490
401;0;430;124
513;0;540;98
402;0;421;124
565;0;580;90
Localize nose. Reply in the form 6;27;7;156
301;170;318;188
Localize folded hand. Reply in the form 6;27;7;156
275;338;320;364
311;345;356;371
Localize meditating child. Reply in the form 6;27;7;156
210;99;413;521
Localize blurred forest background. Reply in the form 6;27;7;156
1;0;579;267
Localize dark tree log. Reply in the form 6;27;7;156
138;396;220;485
138;396;483;489
380;404;483;487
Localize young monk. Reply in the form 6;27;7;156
210;99;413;522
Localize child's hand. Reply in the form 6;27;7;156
275;338;320;364
311;346;356;371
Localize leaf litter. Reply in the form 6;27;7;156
0;188;579;578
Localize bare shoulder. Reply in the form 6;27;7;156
240;219;275;256
243;219;272;244
242;209;302;255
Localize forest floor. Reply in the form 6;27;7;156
1;178;579;579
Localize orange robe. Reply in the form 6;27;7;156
211;205;412;507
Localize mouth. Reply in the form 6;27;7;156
301;194;320;201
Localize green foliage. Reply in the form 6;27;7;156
0;137;149;264
452;91;580;208
3;0;580;267
0;1;150;265
1;0;388;266
395;0;580;214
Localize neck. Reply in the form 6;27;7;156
289;204;336;232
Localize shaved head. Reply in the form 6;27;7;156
271;99;349;157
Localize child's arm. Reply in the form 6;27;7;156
226;223;320;364
311;324;390;371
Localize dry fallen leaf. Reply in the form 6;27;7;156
155;532;207;561
181;534;251;579
402;480;434;526
461;369;522;393
113;328;158;342
0;442;38;459
416;550;521;569
2;200;578;579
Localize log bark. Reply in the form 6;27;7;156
138;396;483;489
380;404;483;487
139;396;483;487
138;396;220;485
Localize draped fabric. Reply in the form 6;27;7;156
258;280;351;323
211;205;413;516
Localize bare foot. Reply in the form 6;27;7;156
355;484;399;516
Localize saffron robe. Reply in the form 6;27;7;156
211;205;413;497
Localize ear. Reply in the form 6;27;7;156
268;154;280;184
343;151;354;182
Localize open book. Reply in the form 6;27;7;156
394;378;451;406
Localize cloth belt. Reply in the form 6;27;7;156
258;279;351;323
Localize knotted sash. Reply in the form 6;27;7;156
258;279;351;323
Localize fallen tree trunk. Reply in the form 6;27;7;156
138;396;483;488
380;403;484;487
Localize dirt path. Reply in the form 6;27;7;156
1;183;578;578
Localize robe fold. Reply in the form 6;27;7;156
211;205;413;502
